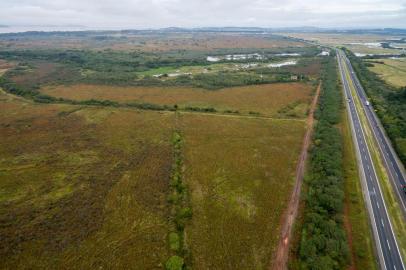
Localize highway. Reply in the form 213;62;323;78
344;55;406;215
337;50;405;270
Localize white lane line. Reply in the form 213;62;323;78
377;201;380;208
381;218;385;227
387;239;391;250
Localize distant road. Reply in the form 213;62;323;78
337;50;404;270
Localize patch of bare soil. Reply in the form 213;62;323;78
270;82;321;270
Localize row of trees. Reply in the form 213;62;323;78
344;49;406;166
299;55;350;269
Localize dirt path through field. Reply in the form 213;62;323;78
270;81;321;270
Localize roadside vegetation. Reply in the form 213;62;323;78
298;55;350;269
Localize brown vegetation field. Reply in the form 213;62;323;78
9;61;79;88
180;113;306;268
41;83;314;118
0;80;308;268
0;33;308;52
0;90;175;269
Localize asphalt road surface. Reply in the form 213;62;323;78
337;50;404;270
344;55;406;216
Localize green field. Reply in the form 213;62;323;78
366;58;406;87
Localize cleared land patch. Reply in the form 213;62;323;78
41;83;314;118
179;113;306;269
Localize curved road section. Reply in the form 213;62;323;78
337;50;404;270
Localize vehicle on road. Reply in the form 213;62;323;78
365;100;370;106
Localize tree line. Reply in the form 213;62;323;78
299;54;350;269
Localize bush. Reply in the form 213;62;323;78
168;232;181;251
165;255;184;270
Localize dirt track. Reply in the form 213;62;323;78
271;82;321;270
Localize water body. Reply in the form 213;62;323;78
206;53;264;62
268;60;297;68
0;26;89;34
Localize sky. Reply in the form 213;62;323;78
0;0;406;30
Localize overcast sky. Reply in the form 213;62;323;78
1;0;406;30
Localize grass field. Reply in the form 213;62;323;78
366;58;406;87
1;82;309;269
41;83;314;118
180;113;306;269
0;90;175;269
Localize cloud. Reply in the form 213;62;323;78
0;0;405;28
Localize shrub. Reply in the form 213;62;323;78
168;232;181;251
165;255;184;270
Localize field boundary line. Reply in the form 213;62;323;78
270;81;321;270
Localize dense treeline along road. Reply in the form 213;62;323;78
337;49;404;270
298;54;350;269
